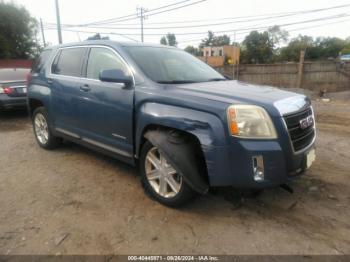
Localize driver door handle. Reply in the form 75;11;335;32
80;84;91;92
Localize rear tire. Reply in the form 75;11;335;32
32;107;61;149
140;141;197;207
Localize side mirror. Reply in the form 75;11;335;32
99;69;133;86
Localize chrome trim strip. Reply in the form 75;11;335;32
55;127;80;139
0;81;26;84
48;45;135;85
81;137;132;158
55;127;132;158
112;133;126;140
9;85;26;89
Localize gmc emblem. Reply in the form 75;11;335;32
299;115;314;129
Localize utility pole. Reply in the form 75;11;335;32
137;7;147;42
297;50;305;88
55;0;63;44
40;18;46;46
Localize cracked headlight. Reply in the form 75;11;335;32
227;105;277;139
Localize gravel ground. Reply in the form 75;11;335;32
0;99;349;255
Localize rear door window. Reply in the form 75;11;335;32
52;47;86;77
32;49;52;74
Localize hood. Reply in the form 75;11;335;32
166;80;309;116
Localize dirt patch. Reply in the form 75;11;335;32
0;111;30;132
0;100;349;255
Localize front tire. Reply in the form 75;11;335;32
32;107;61;149
140;141;197;207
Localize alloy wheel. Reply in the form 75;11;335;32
145;147;182;198
34;113;49;145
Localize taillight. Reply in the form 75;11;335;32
3;87;13;94
26;73;32;87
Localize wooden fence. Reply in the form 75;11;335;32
216;62;350;92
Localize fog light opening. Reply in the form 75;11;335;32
253;155;264;181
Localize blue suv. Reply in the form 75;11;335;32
27;41;316;207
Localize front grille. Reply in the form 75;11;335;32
283;107;315;152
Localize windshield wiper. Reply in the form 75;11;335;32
206;78;227;82
157;80;199;84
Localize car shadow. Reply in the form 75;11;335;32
48;139;312;214
0;109;30;132
57;140;139;177
42;136;345;239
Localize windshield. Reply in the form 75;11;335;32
125;46;225;84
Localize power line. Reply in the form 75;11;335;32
90;0;191;26
44;28;139;42
88;3;350;27
46;13;349;36
53;2;350;28
45;3;350;31
90;0;208;25
55;0;198;28
141;0;207;18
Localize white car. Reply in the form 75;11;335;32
340;54;350;61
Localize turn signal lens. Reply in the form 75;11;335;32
227;107;239;135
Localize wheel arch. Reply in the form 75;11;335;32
135;102;228;191
28;98;44;117
141;127;209;194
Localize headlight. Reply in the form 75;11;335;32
227;105;277;139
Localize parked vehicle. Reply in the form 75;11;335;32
27;41;316;207
0;68;30;111
339;54;350;62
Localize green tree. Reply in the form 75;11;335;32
277;35;348;62
212;34;230;46
341;44;350;55
314;37;346;58
241;31;274;64
184;45;201;56
0;2;39;59
166;33;177;46
342;37;350;54
268;25;289;47
160;36;168;45
278;35;314;62
199;31;215;48
160;33;178;47
199;31;230;48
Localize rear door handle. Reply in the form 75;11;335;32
80;84;91;92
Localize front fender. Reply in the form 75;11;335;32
135;103;230;186
136;103;227;152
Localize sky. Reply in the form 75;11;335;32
6;0;350;48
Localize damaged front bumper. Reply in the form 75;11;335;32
203;139;315;189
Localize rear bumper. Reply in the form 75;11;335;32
205;139;315;188
0;95;27;110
